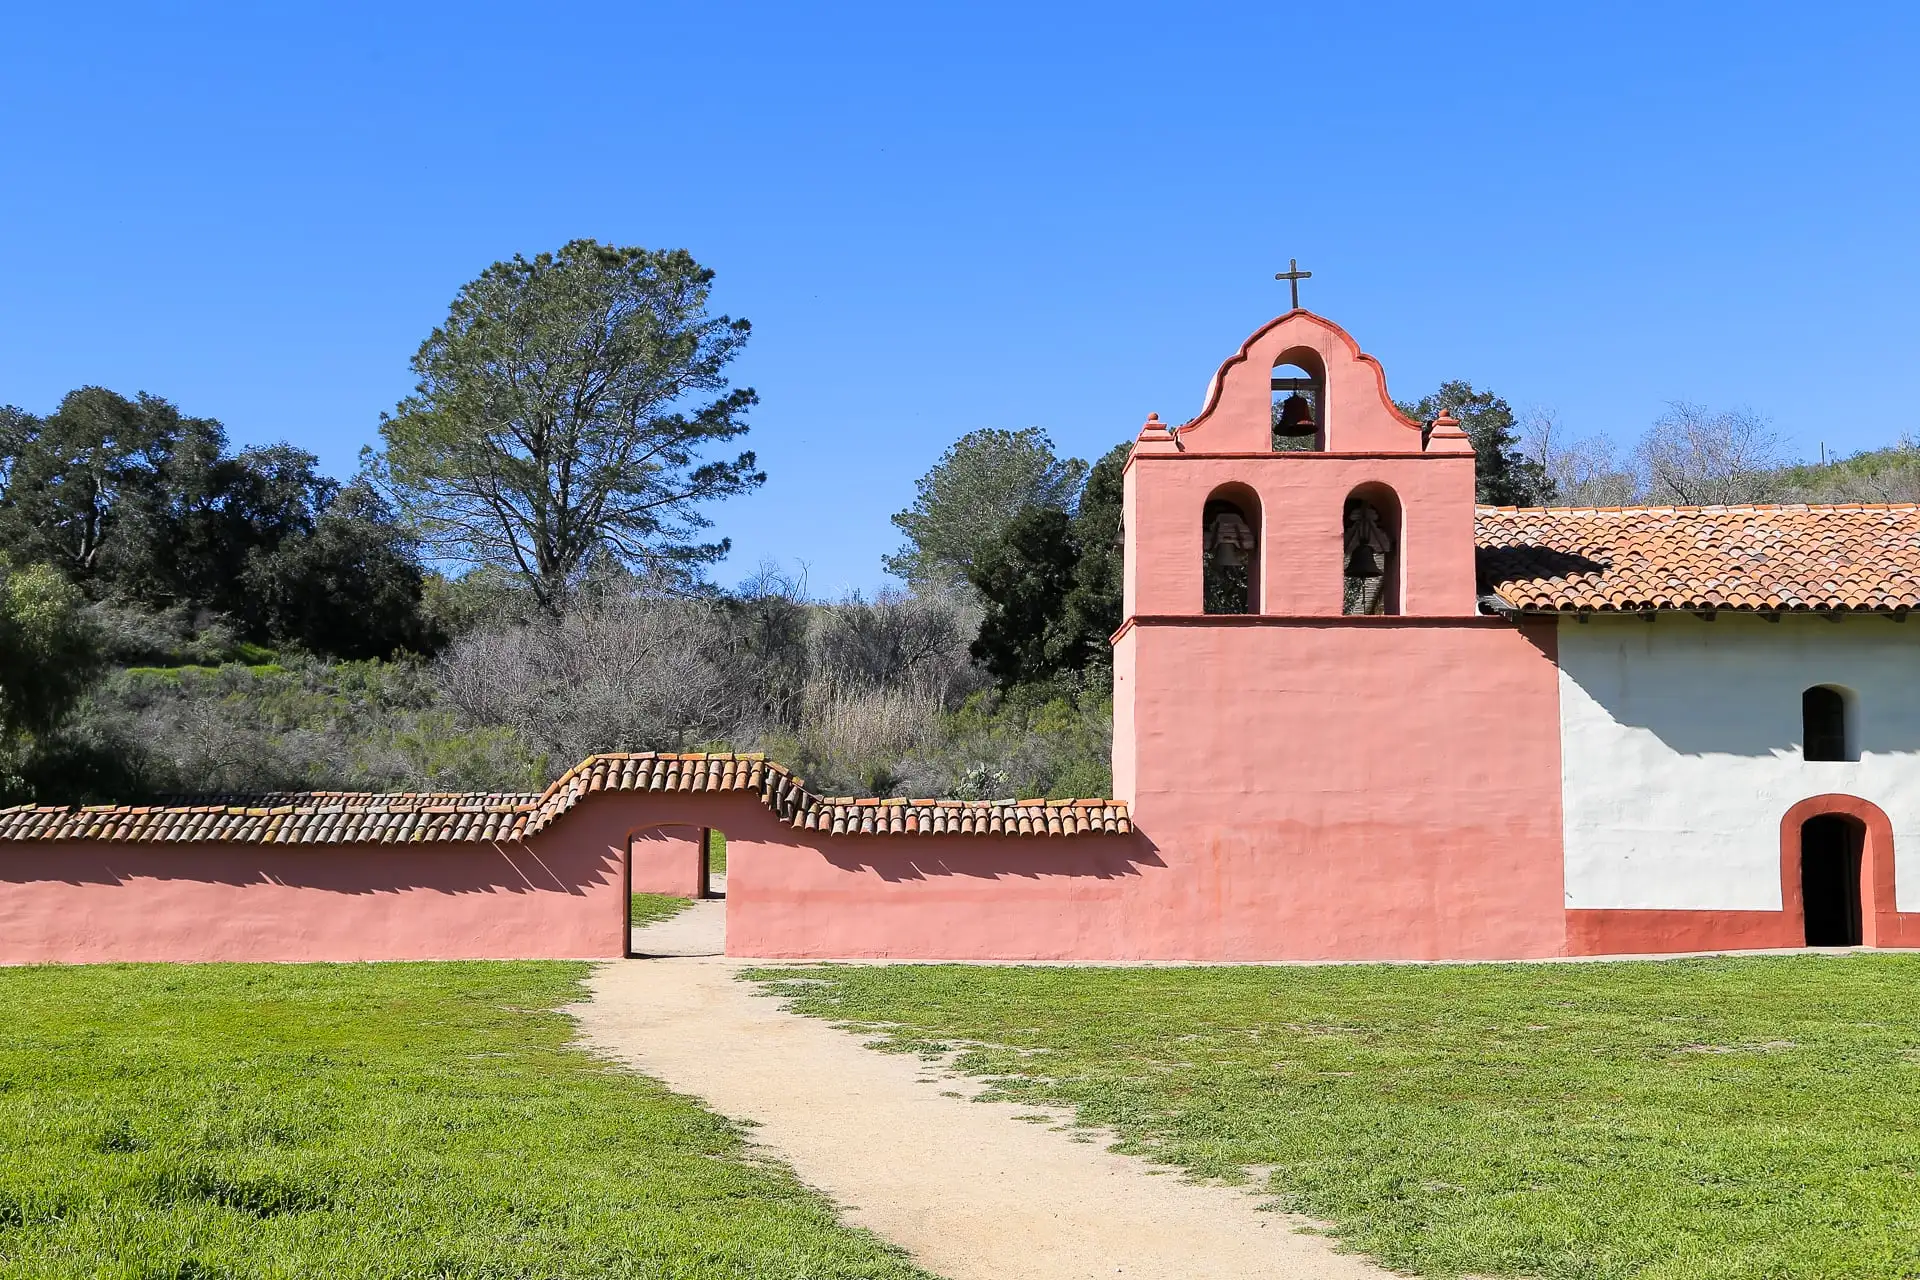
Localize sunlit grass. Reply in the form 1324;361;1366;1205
750;954;1920;1280
0;962;929;1279
630;892;694;926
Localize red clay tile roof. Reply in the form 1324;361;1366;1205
0;753;1131;845
1476;504;1920;615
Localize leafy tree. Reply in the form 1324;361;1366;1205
0;388;225;584
378;240;764;613
1060;442;1128;665
886;427;1087;588
968;506;1082;687
116;442;332;624
0;388;433;659
0;563;100;739
421;566;540;640
244;481;440;660
966;441;1131;690
1399;381;1554;506
0;562;102;799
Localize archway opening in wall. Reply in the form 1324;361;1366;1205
1202;483;1261;615
626;824;727;958
1271;347;1326;452
1800;814;1864;946
703;828;727;899
1342;483;1403;615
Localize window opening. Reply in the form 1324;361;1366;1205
1803;686;1855;761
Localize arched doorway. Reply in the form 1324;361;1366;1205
1780;795;1897;949
1799;814;1864;946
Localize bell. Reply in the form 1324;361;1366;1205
1274;392;1317;438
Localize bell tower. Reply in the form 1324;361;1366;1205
1111;307;1484;808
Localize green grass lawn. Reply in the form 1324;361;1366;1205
749;954;1920;1280
0;962;929;1280
708;829;727;875
630;892;695;926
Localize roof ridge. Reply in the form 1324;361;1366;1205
0;751;1129;845
1476;502;1920;614
1478;502;1920;515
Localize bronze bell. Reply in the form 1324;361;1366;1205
1274;392;1317;437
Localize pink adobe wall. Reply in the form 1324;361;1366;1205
1124;453;1480;619
1106;617;1569;960
719;620;1567;964
0;793;699;965
722;827;1167;961
629;825;706;898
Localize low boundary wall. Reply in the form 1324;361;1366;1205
6;753;1912;965
0;754;1136;965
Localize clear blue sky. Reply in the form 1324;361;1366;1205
4;2;1916;595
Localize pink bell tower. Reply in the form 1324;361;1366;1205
1108;307;1568;961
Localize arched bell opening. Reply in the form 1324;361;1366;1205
1341;483;1402;615
1202;483;1262;615
1271;346;1327;453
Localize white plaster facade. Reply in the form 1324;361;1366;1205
1557;615;1920;910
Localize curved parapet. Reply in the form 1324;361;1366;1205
0;752;1131;845
1134;309;1471;456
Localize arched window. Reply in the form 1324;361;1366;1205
1202;484;1261;615
1803;685;1857;761
1271;348;1326;452
1342;483;1402;615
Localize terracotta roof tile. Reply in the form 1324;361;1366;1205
1475;504;1920;614
0;753;1130;845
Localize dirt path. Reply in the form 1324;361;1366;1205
574;958;1398;1280
628;898;725;957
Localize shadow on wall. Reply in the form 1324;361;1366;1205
0;843;620;896
814;833;1164;884
1475;546;1609;597
1558;616;1920;757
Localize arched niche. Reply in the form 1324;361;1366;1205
1341;482;1403;615
1202;482;1262;615
1271;346;1326;452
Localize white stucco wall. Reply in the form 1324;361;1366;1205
1558;615;1920;910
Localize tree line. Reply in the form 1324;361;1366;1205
2;245;1912;804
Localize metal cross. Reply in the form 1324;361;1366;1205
1274;258;1312;310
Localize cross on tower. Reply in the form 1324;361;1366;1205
1274;258;1312;310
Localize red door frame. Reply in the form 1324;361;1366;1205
1779;794;1898;947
